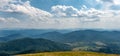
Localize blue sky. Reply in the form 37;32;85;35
30;0;101;11
0;0;120;29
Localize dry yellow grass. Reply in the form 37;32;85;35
16;51;119;56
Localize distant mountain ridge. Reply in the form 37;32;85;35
36;30;120;43
1;29;120;42
1;29;120;54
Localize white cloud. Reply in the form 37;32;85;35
0;0;53;28
0;0;53;19
0;0;56;29
96;0;120;10
0;17;6;23
50;5;120;29
0;17;20;23
1;0;120;29
113;0;120;5
51;5;104;21
51;5;79;17
0;0;12;7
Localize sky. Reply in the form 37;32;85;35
0;0;120;29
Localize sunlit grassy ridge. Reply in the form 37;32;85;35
16;51;119;56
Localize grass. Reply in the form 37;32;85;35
16;51;119;56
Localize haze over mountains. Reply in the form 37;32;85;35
0;29;120;42
0;29;120;55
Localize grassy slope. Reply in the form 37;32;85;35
16;51;119;56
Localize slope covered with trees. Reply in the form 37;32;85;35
0;38;71;55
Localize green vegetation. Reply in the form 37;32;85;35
0;38;71;55
16;51;119;56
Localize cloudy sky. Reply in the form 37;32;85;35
0;0;120;29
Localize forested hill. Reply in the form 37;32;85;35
0;38;71;55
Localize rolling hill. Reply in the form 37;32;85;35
35;30;120;54
0;38;71;55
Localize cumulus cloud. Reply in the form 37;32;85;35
0;0;52;19
0;0;12;8
96;0;120;10
0;0;53;28
1;0;120;29
50;5;120;29
51;5;104;22
51;5;79;17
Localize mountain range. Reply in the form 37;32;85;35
0;29;120;54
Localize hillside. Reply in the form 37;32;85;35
0;38;71;55
36;30;120;54
35;31;65;42
16;51;119;56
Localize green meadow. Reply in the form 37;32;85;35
16;51;119;56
